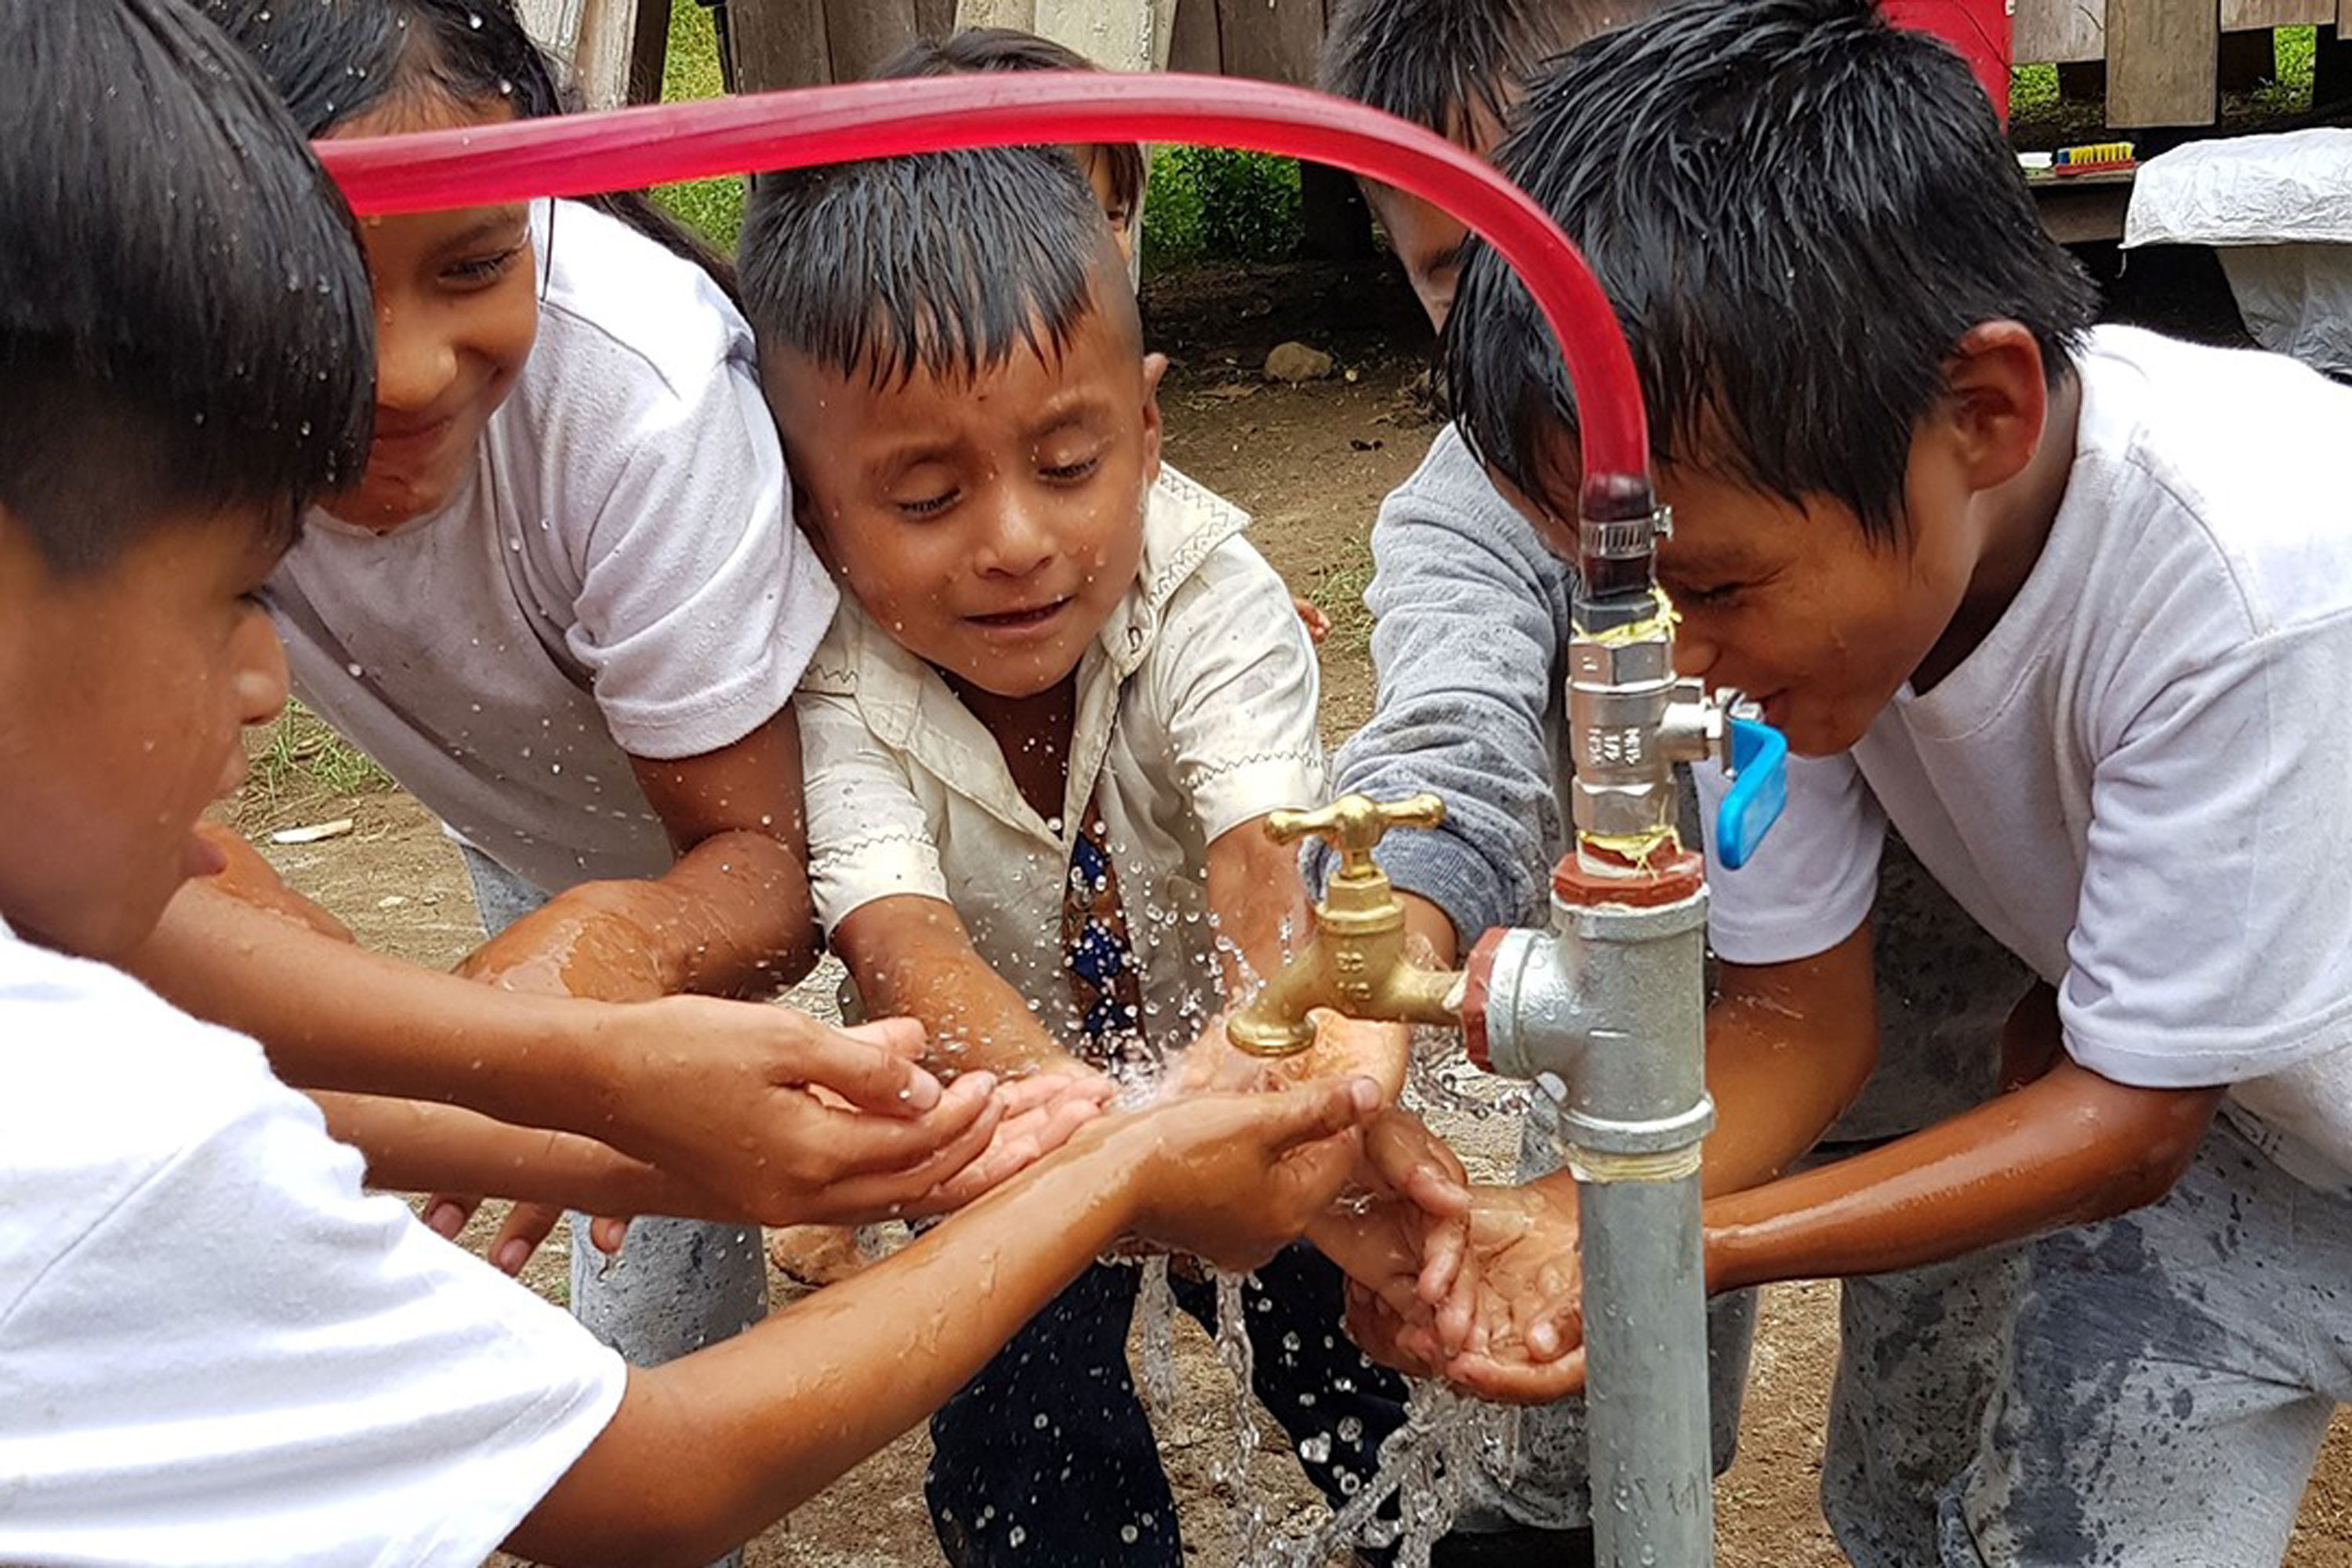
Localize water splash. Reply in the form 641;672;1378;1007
1208;1269;1270;1563
1134;1253;1178;1414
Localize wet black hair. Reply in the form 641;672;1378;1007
0;0;374;575
1446;0;2099;545
196;0;738;299
869;28;1148;227
1319;0;1626;143
739;146;1121;390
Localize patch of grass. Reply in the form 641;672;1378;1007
1305;546;1377;662
250;702;394;804
652;0;745;252
2250;25;2318;116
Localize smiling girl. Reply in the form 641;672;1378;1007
150;0;862;1407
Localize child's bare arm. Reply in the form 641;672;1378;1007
832;893;1094;1080
311;1082;1006;1229
126;888;1009;1225
506;1077;1383;1568
310;1091;722;1219
1203;813;1316;1004
1696;922;1883;1196
459;711;819;1003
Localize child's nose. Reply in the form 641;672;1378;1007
1671;625;1720;681
232;610;290;727
975;497;1055;579
373;303;459;417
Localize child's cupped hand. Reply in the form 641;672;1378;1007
1110;1074;1386;1273
1178;1008;1411;1105
902;1067;1116;1213
1311;1110;1476;1358
1342;1180;1588;1404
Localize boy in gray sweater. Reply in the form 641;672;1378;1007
1316;3;2031;1563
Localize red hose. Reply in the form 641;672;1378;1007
316;71;1651;510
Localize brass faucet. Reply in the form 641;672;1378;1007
1226;793;1468;1057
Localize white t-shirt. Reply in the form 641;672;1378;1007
1698;327;2352;1192
797;468;1327;1067
0;919;626;1566
268;200;837;895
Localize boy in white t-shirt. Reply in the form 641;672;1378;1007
0;13;1417;1562
1345;2;2352;1563
740;147;1468;1566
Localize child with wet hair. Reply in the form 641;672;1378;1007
873;26;1149;268
1317;2;2032;1560
740;144;1468;1566
1366;3;2352;1566
122;0;1111;1399
0;3;1406;1562
867;24;1334;646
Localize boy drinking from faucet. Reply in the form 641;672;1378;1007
739;146;1460;1566
1359;2;2352;1563
1316;2;2032;1562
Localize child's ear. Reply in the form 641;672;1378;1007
1140;351;1168;479
785;464;843;577
1940;321;2049;492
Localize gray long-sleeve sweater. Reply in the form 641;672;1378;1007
1316;423;2024;1139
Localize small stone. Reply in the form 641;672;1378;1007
1264;341;1335;383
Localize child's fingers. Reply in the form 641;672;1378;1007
1446;1346;1588;1405
814;1085;1006;1218
423;1194;480;1240
838;1015;927;1059
1415;1210;1470;1312
588;1214;633;1254
1361;1112;1470;1215
488;1202;567;1275
797;1019;943;1116
1259;1075;1382;1157
815;1070;998;1176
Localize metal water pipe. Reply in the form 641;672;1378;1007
317;74;1787;1567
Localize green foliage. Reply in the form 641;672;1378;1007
652;0;745;251
2255;25;2317;115
252;702;394;804
1143;146;1303;269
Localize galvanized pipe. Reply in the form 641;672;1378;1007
1474;885;1715;1568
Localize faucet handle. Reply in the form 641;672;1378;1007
1265;792;1446;877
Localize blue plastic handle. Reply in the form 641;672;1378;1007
1715;716;1789;870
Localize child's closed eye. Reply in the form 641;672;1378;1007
894;488;960;519
1677;582;1745;608
1039;453;1102;485
444;243;526;289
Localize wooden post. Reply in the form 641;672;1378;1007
824;0;922;79
519;0;673;108
1167;0;1221;72
2105;0;2220;125
726;0;831;91
1215;0;1320;84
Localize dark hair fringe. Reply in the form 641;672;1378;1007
1445;0;2100;543
869;28;1147;222
739;146;1109;391
0;0;375;573
197;0;739;302
1319;0;1613;142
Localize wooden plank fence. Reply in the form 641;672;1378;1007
525;0;2309;162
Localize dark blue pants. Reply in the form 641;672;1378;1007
924;1241;1408;1566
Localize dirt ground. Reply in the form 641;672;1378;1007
222;260;2352;1566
